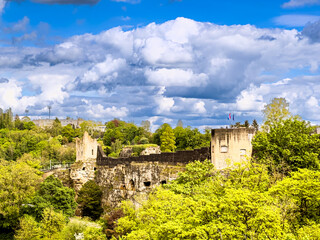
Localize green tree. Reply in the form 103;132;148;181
262;97;291;131
23;121;36;130
15;215;41;240
160;125;176;152
40;208;66;239
115;161;287;240
252;119;259;132
0;160;41;230
29;176;77;219
252;117;320;175
270;169;320;228
77;180;103;220
14;115;24;130
16;208;66;240
141;120;151;133
244;120;250;128
176;119;183;128
49;118;63;137
61;124;75;142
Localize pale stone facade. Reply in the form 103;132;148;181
140;146;161;155
76;132;98;162
70;132;99;191
33;119;85;128
211;128;255;169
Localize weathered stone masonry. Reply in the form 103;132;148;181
95;146;210;209
68;128;255;210
211;128;255;169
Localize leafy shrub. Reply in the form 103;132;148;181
77;180;103;220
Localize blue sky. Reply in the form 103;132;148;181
1;0;320;131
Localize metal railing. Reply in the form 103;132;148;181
40;161;74;172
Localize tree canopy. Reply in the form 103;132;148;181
262;97;291;131
252;117;320;175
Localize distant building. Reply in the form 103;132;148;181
32;118;106;132
211;128;255;169
33;118;84;128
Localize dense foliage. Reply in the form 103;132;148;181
77;180;103;220
0;160;42;230
27;176;77;219
114;161;320;239
252;117;320;175
102;120;211;157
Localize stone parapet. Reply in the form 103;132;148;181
96;146;210;167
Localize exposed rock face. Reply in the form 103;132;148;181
70;160;96;191
95;161;184;210
96;146;210;211
140;146;161;155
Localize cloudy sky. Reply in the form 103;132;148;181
1;0;320;131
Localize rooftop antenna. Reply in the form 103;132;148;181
48;106;51;120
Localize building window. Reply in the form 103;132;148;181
92;149;94;155
129;179;135;190
240;149;246;156
220;146;228;153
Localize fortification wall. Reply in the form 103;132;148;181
96;146;210;167
95;146;210;209
96;161;185;210
211;128;255;169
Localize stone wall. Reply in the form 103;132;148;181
211;128;255;169
141;146;161;155
70;160;97;191
95;146;210;210
96;161;185;210
97;146;210;167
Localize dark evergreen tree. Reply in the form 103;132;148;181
77;180;103;220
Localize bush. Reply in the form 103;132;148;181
77;180;103;220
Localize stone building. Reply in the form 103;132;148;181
211;128;255;169
70;132;98;191
33;118;85;128
68;128;256;210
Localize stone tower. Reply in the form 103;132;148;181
71;132;99;191
76;131;98;162
211;128;255;169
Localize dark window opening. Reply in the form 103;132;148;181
129;179;135;190
161;180;167;185
82;167;86;170
94;167;97;171
144;181;151;187
92;149;94;155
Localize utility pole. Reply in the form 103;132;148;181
48;106;51;119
